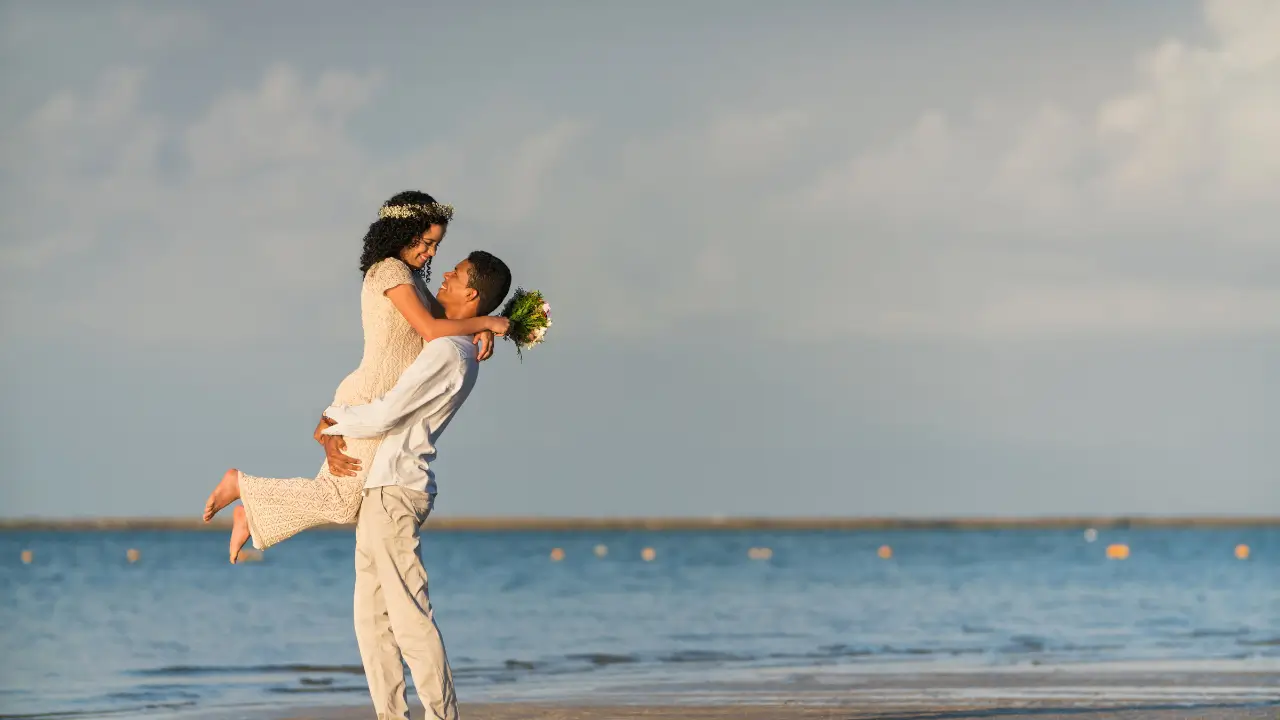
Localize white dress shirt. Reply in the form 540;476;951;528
321;336;479;495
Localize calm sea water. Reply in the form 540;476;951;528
1;526;1276;718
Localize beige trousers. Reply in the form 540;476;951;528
354;487;458;720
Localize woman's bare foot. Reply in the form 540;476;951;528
229;506;251;564
204;469;241;522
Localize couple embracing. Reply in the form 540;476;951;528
203;190;516;720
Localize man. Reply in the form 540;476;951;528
314;250;512;720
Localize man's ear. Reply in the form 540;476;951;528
464;286;479;304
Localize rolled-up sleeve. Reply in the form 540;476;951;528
322;342;457;439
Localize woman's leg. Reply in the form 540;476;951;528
204;468;243;522
229;506;250;564
234;435;381;553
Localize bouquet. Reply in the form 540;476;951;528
499;288;552;360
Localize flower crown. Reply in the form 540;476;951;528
378;202;454;223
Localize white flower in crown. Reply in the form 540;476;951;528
378;202;455;222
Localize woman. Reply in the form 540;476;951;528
202;191;509;562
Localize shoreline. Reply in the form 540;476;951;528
2;514;1278;532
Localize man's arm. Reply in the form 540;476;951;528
322;341;460;439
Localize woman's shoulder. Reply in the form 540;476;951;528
364;257;415;292
366;256;412;275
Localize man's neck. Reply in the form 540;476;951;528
439;299;477;321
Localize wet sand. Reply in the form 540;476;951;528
277;705;1278;719
266;665;1280;720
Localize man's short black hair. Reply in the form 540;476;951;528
466;250;512;316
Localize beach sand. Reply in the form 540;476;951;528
265;665;1279;720
274;703;1279;719
275;706;1279;719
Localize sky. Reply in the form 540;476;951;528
1;0;1277;519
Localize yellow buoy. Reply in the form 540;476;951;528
877;545;893;559
20;550;33;564
126;549;140;563
641;547;656;562
747;547;773;560
1235;544;1250;560
549;547;565;562
593;544;608;558
1106;543;1130;560
238;549;263;562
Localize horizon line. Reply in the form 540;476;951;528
1;514;1277;532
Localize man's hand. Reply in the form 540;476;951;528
314;415;337;444
322;434;361;477
473;329;495;362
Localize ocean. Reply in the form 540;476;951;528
1;526;1276;718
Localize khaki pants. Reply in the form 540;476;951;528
354;487;458;720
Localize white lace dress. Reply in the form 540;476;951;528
239;258;425;550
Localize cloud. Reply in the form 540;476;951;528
788;0;1280;337
1093;0;1280;206
493;119;588;226
706;108;812;175
4;0;1278;351
183;64;383;181
428;0;1279;343
0;63;587;346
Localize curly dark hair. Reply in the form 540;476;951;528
359;190;451;284
465;250;513;316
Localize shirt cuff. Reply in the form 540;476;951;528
321;404;348;435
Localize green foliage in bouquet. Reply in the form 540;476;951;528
499;288;552;360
